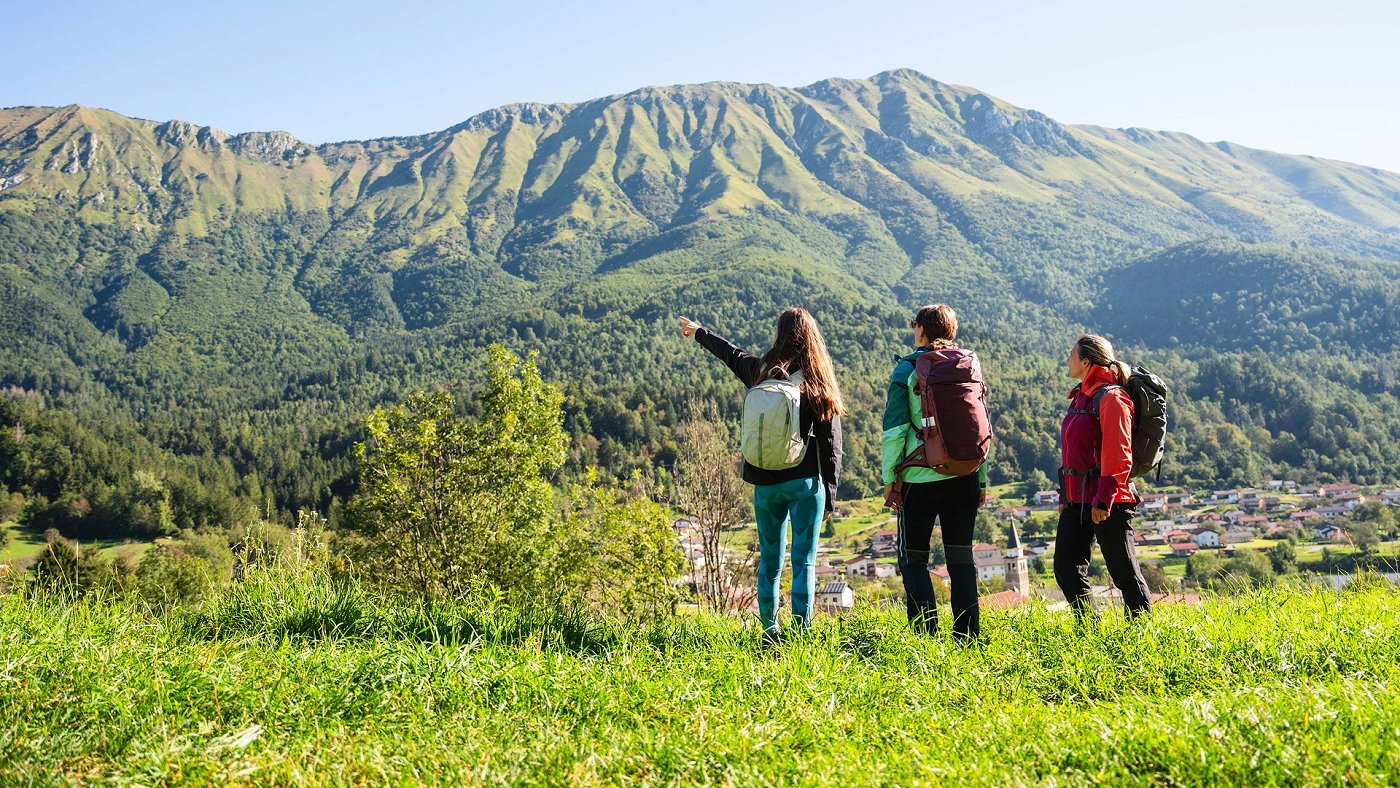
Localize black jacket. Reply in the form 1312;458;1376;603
695;326;842;510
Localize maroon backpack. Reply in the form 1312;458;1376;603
896;346;993;478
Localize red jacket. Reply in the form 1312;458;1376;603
1060;364;1137;508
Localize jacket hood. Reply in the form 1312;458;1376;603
1072;364;1121;398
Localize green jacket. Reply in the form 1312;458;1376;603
881;348;990;487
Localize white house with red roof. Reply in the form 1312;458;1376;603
845;556;878;578
869;528;899;558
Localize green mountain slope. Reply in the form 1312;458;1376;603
2;69;1399;527
1097;239;1400;353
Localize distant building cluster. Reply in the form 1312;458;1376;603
668;480;1398;618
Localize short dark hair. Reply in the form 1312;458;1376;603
911;304;958;344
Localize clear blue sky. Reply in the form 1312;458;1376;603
5;0;1398;172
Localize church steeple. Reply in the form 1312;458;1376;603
1004;520;1030;595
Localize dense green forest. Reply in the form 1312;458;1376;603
2;70;1399;542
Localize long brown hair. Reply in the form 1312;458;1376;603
1075;334;1130;385
760;307;846;421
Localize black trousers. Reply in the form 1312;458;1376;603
897;473;981;638
1054;502;1152;617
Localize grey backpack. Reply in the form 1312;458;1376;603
741;369;807;470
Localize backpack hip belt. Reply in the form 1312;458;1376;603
1059;467;1099;477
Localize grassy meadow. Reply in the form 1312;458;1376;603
3;569;1399;785
0;521;154;566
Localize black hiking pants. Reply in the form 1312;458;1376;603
1054;502;1152;617
897;474;981;639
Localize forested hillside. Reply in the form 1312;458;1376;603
2;69;1399;536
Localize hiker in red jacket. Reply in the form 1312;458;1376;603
1054;334;1151;617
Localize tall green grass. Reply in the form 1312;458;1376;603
2;571;1398;785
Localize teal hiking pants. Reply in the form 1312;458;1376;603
752;475;825;633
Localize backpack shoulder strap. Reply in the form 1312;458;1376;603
1089;384;1123;420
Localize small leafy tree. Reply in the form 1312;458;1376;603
31;538;114;598
1347;520;1380;556
347;345;566;603
1140;561;1176;593
1088;556;1109;581
930;529;946;567
1184;552;1224;589
1023;469;1053;504
1351;501;1395;534
673;403;753;612
0;491;23;523
558;470;685;619
137;543;219;604
1225;549;1276;589
1267;541;1298;574
973;510;1003;545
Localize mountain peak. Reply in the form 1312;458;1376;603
454;101;571;132
871;67;939;85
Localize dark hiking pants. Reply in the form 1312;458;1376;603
897;474;981;639
1054;502;1152;617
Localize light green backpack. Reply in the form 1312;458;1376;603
741;369;807;470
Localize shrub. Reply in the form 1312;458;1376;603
346;345;566;604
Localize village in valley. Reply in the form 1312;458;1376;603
675;481;1400;617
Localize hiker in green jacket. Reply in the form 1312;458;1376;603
883;304;989;640
681;308;844;643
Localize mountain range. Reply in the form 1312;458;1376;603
2;68;1399;521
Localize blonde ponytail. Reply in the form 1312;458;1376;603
1076;334;1130;384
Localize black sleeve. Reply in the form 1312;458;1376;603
694;326;763;387
816;415;842;512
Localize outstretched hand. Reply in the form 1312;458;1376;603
679;316;701;339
